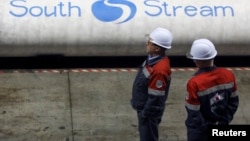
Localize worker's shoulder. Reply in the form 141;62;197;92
153;58;171;74
215;67;235;75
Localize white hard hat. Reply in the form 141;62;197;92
186;39;217;60
149;27;172;49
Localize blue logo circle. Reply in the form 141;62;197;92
91;0;137;24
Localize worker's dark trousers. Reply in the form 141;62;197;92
137;111;162;141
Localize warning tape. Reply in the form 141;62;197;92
0;67;250;73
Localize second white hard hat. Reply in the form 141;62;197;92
149;27;172;49
186;39;217;60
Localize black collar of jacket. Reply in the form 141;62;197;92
194;65;217;76
146;54;165;66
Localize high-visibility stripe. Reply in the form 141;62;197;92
197;82;234;97
231;92;238;98
185;101;200;111
148;88;165;96
143;67;150;78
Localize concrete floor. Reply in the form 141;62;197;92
0;67;249;141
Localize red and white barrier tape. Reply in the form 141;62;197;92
0;67;250;73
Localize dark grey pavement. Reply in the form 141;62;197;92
0;67;249;141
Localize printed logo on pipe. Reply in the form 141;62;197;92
91;0;137;24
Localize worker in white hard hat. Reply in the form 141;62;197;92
131;27;173;141
185;39;239;141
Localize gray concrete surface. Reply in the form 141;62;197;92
0;68;249;141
